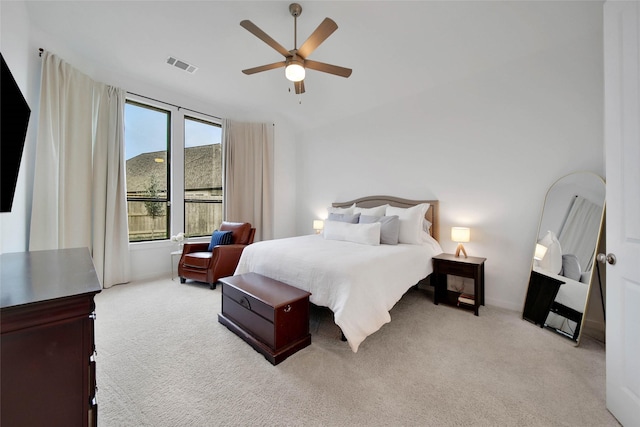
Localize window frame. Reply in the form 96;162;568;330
124;98;172;243
182;114;223;238
124;94;223;245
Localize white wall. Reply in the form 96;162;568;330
295;29;604;311
0;1;41;254
2;2;298;281
2;1;604;311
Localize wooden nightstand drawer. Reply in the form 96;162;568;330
434;259;476;277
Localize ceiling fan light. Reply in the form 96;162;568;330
285;62;305;82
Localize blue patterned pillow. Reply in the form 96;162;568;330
208;230;233;251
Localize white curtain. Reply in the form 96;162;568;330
92;84;130;287
222;119;274;241
30;51;130;288
558;195;602;271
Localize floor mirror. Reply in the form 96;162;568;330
522;171;605;344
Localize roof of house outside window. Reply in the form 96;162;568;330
126;144;221;193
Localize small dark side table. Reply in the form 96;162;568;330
432;253;486;316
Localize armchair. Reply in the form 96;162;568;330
178;221;255;289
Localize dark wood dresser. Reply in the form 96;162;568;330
1;248;102;427
218;273;311;365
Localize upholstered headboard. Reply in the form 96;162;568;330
332;196;440;242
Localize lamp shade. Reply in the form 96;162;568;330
285;62;305;82
313;220;324;230
534;243;548;261
451;227;470;243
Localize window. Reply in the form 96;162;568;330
124;96;223;243
124;101;170;242
184;117;222;237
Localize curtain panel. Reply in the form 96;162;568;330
223;120;274;242
558;195;603;271
29;51;130;288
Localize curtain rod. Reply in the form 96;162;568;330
38;49;222;121
127;92;222;121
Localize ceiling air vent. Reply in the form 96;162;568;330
166;56;198;74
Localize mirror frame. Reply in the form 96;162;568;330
525;171;606;345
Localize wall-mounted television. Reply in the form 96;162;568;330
1;53;31;212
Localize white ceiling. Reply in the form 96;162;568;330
25;1;601;131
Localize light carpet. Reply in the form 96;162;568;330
94;276;619;426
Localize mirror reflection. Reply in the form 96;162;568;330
523;171;605;343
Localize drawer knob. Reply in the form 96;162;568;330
284;304;291;313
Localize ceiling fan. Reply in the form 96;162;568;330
240;3;352;95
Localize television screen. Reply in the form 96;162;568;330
1;53;31;212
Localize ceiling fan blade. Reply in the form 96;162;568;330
240;20;291;58
304;59;352;78
242;61;286;75
294;80;305;94
297;18;338;59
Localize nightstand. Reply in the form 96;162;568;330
432;253;486;316
522;270;565;327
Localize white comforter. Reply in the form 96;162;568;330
235;234;442;352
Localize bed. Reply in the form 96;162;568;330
234;196;442;352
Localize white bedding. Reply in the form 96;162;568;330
235;234;442;352
533;266;589;312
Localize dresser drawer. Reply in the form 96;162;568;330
222;294;275;348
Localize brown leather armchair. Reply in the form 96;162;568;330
178;221;255;289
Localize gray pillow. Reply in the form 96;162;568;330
327;212;361;224
359;215;400;245
560;254;582;281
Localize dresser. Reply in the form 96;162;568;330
1;248;102;427
218;273;311;365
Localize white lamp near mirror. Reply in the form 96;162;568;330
534;243;548;261
451;227;470;258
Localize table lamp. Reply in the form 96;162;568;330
534;243;548;261
451;227;470;258
313;220;324;234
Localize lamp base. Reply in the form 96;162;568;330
455;243;468;258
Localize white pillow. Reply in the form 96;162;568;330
353;204;389;217
421;230;443;252
386;203;430;244
538;230;563;274
323;221;381;246
327;203;355;215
